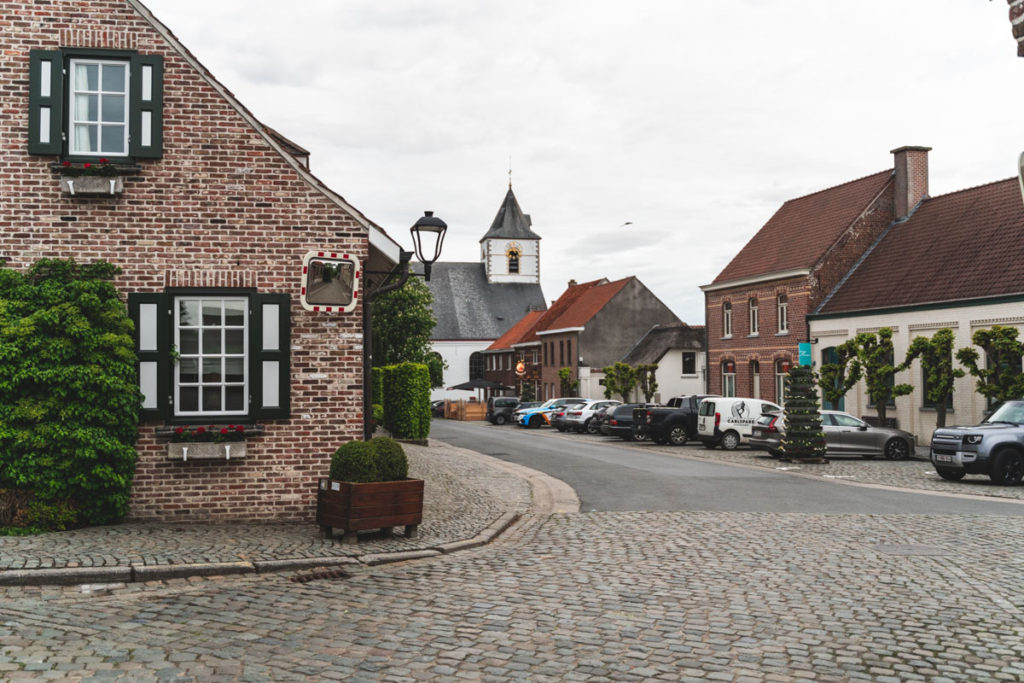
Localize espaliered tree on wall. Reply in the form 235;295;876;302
0;260;140;531
636;364;659;402
900;328;963;428
558;367;579;396
780;365;827;461
819;327;912;424
602;362;637;402
956;325;1024;406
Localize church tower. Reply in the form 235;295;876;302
479;187;541;284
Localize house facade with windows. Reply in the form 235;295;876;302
809;174;1024;443
2;0;404;520
619;323;707;402
419;187;547;400
484;277;684;400
700;147;931;404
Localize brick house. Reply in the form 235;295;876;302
485;277;683;400
810;174;1024;443
700;147;930;404
1;0;404;520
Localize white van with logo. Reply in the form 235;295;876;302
697;397;781;450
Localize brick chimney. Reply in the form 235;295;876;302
891;146;931;219
568;279;578;288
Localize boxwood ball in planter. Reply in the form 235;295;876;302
317;437;424;544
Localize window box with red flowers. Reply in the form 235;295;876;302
164;424;252;462
52;158;141;196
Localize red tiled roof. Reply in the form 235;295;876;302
712;170;893;284
817;178;1024;314
529;277;632;337
486;309;546;350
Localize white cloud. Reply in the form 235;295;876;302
145;0;1024;323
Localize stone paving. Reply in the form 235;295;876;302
0;441;532;572
2;510;1024;680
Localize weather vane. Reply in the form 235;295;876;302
508;155;512;189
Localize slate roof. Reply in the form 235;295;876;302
479;188;542;242
621;323;705;365
416;262;547;340
712;170;893;284
816;177;1024;314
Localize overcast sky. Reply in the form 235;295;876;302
144;0;1021;323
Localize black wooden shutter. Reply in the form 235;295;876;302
28;50;64;155
250;293;291;419
129;54;163;158
128;293;170;420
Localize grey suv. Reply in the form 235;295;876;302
486;397;519;425
930;400;1024;485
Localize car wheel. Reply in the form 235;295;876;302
556;425;566;432
720;431;740;451
884;438;910;460
584;418;596;434
494;415;506;426
990;450;1024;485
668;426;688;446
936;467;966;482
629;428;648;442
529;416;543;429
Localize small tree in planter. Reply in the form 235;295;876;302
780;365;827;463
316;437;424;545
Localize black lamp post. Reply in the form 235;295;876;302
362;211;447;440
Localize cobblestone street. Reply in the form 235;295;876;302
4;510;1024;680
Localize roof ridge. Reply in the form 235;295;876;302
923;176;1017;201
781;169;892;204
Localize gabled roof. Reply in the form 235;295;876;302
816;178;1024;315
418;262;547;340
621;323;705;365
486;309;546;351
505;277;632;346
712;170;893;285
479;188;541;242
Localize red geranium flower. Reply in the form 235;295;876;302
62;161;71;167
99;157;108;164
175;427;184;435
196;426;206;434
235;425;245;433
220;428;228;436
83;162;91;168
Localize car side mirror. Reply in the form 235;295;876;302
859;425;868;431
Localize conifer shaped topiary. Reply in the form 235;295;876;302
780;365;827;460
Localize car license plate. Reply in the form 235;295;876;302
935;454;953;463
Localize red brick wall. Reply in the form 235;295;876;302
539;332;579;398
1;1;369;521
1010;0;1024;56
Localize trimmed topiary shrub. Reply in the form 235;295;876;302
370;436;408;481
0;259;140;529
329;441;378;483
380;362;431;440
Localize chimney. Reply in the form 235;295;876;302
891;146;931;219
568;279;578;288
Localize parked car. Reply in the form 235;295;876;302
696;397;781;450
930;399;1024;484
750;410;916;459
589;404;617;435
604;403;657;441
516;398;587;428
430;399;445;418
635;394;717;446
564;399;621;433
486;396;520;425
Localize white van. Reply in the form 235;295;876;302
697;397;781;450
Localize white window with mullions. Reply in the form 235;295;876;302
69;58;129;157
174;297;248;416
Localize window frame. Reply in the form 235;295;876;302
28;48;163;160
721;360;736;397
173;295;249;418
748;298;759;336
775;358;791;406
68;57;130;158
681;351;697;376
128;289;290;423
777;294;789;334
722;302;733;338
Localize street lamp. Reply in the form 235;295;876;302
362;211;448;440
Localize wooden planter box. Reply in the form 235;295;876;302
316;478;424;545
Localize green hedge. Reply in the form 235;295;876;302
379;362;431;440
371;366;384;406
0;260;140;528
329;436;408;482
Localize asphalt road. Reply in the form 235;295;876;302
431;419;1024;516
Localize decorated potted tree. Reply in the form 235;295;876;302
316;437;424;544
779;365;828;463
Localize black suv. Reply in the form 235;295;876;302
486;396;520;425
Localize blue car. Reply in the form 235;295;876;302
516;397;587;429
